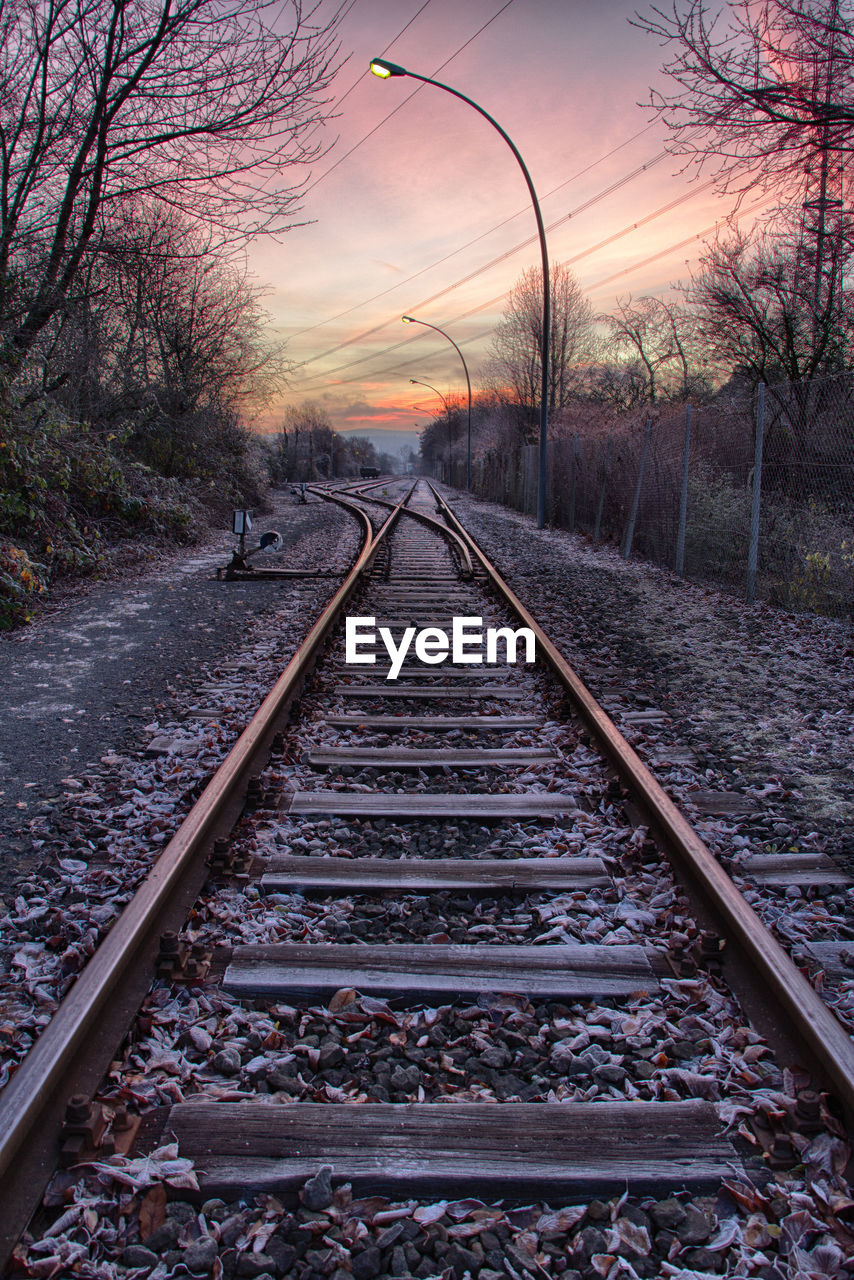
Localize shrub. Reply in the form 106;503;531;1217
684;464;751;583
0;408;200;628
0;543;47;629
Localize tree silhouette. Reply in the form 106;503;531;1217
0;0;342;386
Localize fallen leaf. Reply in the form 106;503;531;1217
328;987;357;1012
139;1185;167;1240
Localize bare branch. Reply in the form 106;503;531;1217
634;0;854;194
0;0;343;380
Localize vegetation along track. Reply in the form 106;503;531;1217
3;478;854;1278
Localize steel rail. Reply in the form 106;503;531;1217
317;478;395;501
309;479;394;510
430;484;854;1125
0;487;412;1267
339;480;476;579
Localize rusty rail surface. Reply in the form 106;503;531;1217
430;482;854;1124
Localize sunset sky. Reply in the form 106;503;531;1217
252;0;765;449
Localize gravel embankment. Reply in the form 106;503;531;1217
440;489;854;1024
0;491;358;886
16;645;853;1279
441;489;854;850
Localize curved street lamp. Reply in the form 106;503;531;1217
410;377;453;479
402;315;472;492
372;55;550;528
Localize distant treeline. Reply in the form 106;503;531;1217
264;404;405;482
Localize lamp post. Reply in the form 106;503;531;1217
372;56;550;528
402;315;472;492
410;378;453;481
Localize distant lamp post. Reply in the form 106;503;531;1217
372;56;550;527
410;378;453;479
402;315;472;491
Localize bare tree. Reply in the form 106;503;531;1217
417;395;465;476
599;296;672;403
281;400;333;480
637;0;854;375
485;262;595;433
685;222;853;391
26;205;286;479
0;0;341;385
599;294;711;401
584;362;650;412
635;0;854;194
345;436;380;471
658;295;713;398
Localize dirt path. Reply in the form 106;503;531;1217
0;492;358;892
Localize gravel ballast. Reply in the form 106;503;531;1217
440;488;854;851
0;492;361;1074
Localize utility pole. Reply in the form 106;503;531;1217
802;0;844;350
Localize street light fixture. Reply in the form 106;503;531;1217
402;315;472;491
368;58;406;78
372;56;550;527
410;378;453;480
409;377;449;410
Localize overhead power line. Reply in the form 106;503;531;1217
293;195;771;395
400;162;713;316
585;195;773;293
297;328;496;395
303;0;517;196
296;143;676;368
287;120;658;342
292;178;726;387
324;1;435;118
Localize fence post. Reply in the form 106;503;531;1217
594;431;612;542
746;382;765;604
675;406;692;576
622;418;652;559
568;433;579;532
546;440;552;523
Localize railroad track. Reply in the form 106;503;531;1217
3;478;854;1276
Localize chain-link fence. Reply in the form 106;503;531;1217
464;374;854;619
